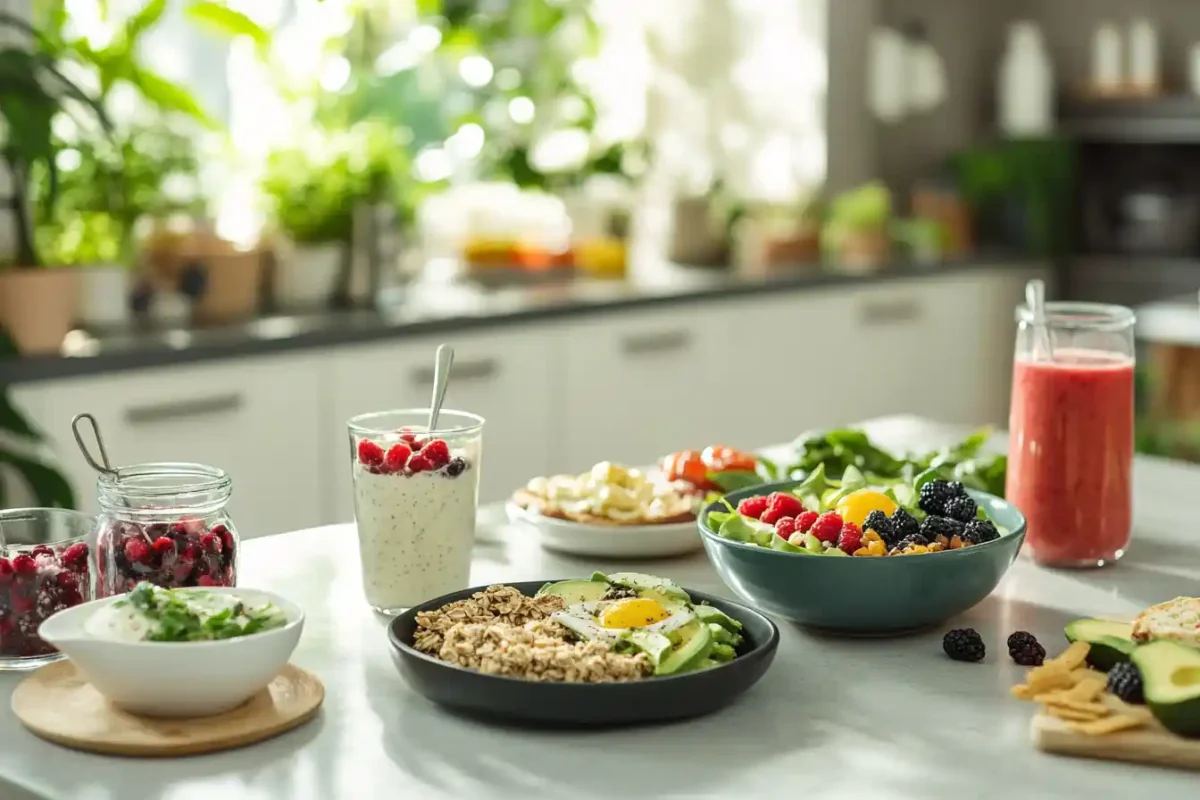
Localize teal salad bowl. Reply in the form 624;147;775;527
698;481;1026;635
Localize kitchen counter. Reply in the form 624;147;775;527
1137;292;1200;347
1;257;1035;384
4;415;1195;800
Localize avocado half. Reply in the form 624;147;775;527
1131;640;1200;738
1064;618;1136;671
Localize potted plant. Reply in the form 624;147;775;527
262;121;409;309
0;13;109;354
821;182;894;272
30;0;209;329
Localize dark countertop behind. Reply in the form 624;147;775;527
1;258;1039;385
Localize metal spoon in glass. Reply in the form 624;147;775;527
71;412;147;542
426;343;455;434
1025;278;1054;362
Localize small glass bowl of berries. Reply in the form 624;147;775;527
95;463;239;597
0;508;96;670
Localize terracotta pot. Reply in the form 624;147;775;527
0;268;80;355
192;250;263;325
837;229;892;272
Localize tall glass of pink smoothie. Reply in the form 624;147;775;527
1007;302;1135;567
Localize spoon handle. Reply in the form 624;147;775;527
426;344;455;433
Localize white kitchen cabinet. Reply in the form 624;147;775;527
324;327;557;520
560;308;729;470
10;356;324;538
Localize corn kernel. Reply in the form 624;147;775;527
867;540;887;556
853;546;870;556
863;530;882;544
928;542;946;552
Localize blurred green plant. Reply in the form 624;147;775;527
949;137;1075;258
0;10;110;267
262;121;417;244
0;331;76;509
28;0;215;265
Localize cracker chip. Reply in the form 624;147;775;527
1025;662;1075;694
1057;641;1090;670
1043;698;1109;716
1010;684;1035;700
1066;714;1146;736
1047;705;1106;722
1064;676;1107;703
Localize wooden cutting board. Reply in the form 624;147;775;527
1032;711;1200;770
11;660;324;757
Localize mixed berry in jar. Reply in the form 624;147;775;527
95;463;239;597
0;508;96;669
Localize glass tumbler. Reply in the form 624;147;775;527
0;508;97;670
1006;302;1135;567
347;409;484;614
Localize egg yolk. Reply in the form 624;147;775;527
835;489;898;527
599;598;671;629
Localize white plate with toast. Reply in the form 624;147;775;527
504;501;702;558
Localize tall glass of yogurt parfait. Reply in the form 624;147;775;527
347;409;484;614
1007;302;1135;567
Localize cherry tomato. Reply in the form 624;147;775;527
660;450;712;489
701;445;757;474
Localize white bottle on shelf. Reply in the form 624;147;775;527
1129;18;1160;94
1091;22;1123;95
998;21;1054;138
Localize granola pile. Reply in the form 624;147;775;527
413;585;651;682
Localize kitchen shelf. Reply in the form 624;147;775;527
1059;95;1200;144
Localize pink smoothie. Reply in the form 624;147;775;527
1006;348;1134;566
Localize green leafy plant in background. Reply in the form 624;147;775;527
950;137;1076;258
262;120;415;244
0;11;110;267
0;332;76;509
29;0;213;264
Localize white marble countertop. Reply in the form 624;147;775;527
2;417;1199;800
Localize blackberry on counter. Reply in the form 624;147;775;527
1007;631;1046;666
943;494;978;523
889;507;919;540
920;515;964;543
943;628;986;662
862;510;895;544
963;519;1000;545
1107;661;1145;705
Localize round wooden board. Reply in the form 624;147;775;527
11;660;324;757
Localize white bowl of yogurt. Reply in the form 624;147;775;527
39;585;304;718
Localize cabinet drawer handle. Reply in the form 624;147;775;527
858;298;923;326
124;393;244;425
621;330;692;355
411;358;499;386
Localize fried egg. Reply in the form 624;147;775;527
552;597;695;644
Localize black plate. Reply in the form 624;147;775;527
387;580;780;728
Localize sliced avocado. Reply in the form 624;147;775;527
708;622;735;645
804;531;823;554
656;618;713;675
606;573;690;603
537;578;609;604
823;546;848;557
769;534;803;552
710;643;736;662
1131;641;1200;738
717;515;755;542
1065;619;1136;671
625;630;673;668
695;604;743;633
751;528;776;547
